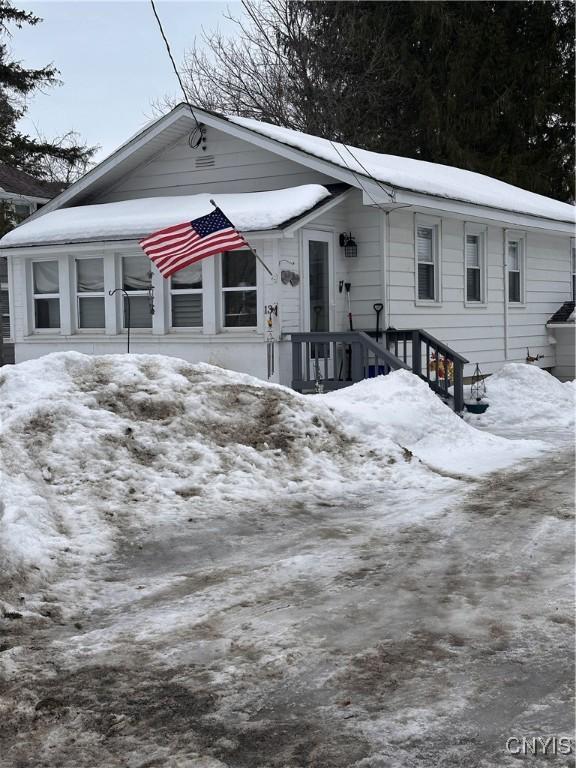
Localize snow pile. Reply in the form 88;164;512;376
0;185;331;247
323;369;544;475
0;352;439;592
230;116;575;222
0;354;547;597
467;363;576;431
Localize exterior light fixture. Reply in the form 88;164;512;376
339;232;357;258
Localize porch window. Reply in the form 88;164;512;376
465;233;482;302
122;255;153;328
417;226;436;301
32;260;60;329
507;240;522;303
76;257;105;329
170;263;203;328
221;250;257;328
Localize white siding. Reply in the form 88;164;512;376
96;127;334;203
384;211;573;375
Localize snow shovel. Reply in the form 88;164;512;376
368;302;386;378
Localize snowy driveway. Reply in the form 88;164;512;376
1;438;573;768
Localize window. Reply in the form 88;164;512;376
507;239;522;303
1;288;9;339
570;239;576;301
32;260;60;329
170;263;203;328
14;202;31;223
221;250;257;327
76;258;105;329
308;240;330;332
465;232;484;303
122;255;153;328
416;226;437;301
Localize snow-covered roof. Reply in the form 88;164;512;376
0;185;332;248
230;116;575;224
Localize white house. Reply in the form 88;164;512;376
0;104;574;401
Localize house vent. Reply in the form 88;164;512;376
195;155;215;169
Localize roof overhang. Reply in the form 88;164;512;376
366;188;575;234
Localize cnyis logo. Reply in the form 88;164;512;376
505;736;574;756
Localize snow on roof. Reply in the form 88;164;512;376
230;116;575;223
0;185;331;248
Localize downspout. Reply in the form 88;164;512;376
380;210;388;327
385;211;392;328
503;229;509;361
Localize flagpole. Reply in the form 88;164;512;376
209;199;274;278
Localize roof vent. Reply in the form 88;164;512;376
195;155;215;169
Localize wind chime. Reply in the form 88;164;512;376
265;304;278;379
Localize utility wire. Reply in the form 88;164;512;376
339;142;396;203
327;139;393;212
149;0;396;208
149;0;202;133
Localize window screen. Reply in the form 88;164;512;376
33;261;59;294
76;258;105;329
466;234;481;302
77;258;104;292
122;256;153;328
417;227;435;301
33;261;60;329
508;241;521;302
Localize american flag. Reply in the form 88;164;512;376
139;206;249;278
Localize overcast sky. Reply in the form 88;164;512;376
13;0;241;161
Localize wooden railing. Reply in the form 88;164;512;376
385;329;468;412
291;329;468;412
291;331;410;393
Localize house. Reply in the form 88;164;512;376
0;164;63;364
0;104;574;400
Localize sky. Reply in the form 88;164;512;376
12;0;242;161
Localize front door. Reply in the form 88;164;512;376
303;230;333;333
302;230;334;382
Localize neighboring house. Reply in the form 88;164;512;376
0;164;63;364
0;104;574;399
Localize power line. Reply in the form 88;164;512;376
149;0;202;134
339;142;396;203
327;139;393;213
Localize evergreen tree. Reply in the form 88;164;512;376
0;0;95;181
183;0;574;201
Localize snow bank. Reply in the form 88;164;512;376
0;354;548;598
467;363;576;431
0;352;439;592
323;370;544;475
0;185;331;247
230;116;574;223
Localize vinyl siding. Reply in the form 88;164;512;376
97;127;334;203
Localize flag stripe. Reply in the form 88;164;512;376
142;227;199;253
139;221;193;247
139;206;251;279
160;235;247;276
145;231;201;260
152;229;242;269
